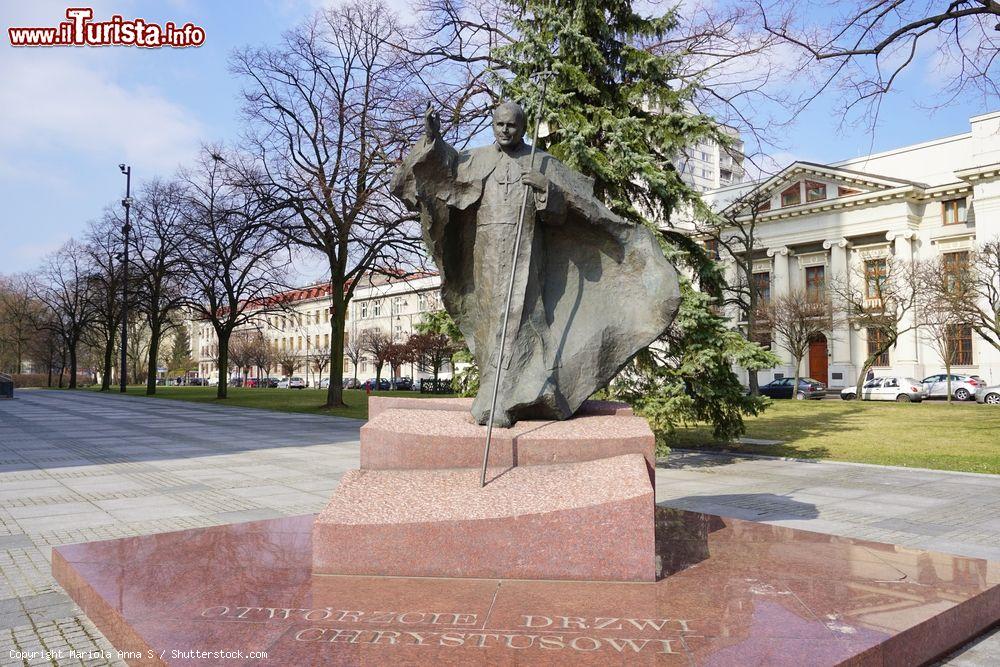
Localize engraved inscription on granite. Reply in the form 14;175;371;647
201;606;695;655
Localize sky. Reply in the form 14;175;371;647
0;0;994;276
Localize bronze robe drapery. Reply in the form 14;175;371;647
391;135;680;426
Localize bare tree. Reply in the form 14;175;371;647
177;147;291;399
383;340;414;386
409;331;456;386
829;255;920;396
0;275;40;375
762;289;835;394
695;189;773;394
275;347;300;378
917;255;977;402
311;346;331;385
963;237;1000;352
247;330;274;382
29;241;97;389
82;215;125;391
129;178;188;396
758;0;1000;121
228;330;256;384
231;0;423;409
359;328;393;386
124;314;150;385
344;330;364;383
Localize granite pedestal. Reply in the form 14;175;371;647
315;398;657;582
53;508;1000;666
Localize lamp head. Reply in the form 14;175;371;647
119;163;127;174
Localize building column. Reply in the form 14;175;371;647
886;229;919;378
823;238;853;387
766;246;795;374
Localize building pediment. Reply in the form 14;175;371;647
724;161;928;220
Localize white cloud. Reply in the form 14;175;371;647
0;49;203;174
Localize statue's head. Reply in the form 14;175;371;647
492;101;526;148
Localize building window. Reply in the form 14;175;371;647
867;328;889;367
942;198;967;225
837;186;861;197
372;300;382;317
418;293;428;312
947;324;973;366
805;265;825;301
704;238;719;259
324;333;330;349
780;184;800;207
805;180;827;203
864;259;887;299
752;272;770;304
942;251;969;292
360;302;368;319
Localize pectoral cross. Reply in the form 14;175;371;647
495;160;519;197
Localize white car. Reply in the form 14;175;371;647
319;377;330;389
276;377;289;389
841;376;926;402
976;385;1000;405
920;374;983;401
288;377;306;389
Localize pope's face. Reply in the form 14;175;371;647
493;108;525;148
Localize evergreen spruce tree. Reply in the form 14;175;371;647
492;0;776;443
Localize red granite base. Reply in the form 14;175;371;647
53;509;1000;666
312;454;655;581
360;399;654;472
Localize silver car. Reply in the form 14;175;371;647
920;374;983;401
975;385;1000;405
841;376;926;402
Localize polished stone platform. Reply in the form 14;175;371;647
312;454;656;581
361;398;654;471
53;507;1000;666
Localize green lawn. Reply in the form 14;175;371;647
82;387;999;474
90;385;455;421
670;399;1000;474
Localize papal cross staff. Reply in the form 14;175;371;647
481;71;556;487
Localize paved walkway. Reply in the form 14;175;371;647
0;390;996;665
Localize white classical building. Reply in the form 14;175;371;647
701;110;1000;388
189;272;446;385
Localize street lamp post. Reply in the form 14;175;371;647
118;164;132;393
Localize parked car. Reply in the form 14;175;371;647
276;377;290;389
841;377;926;402
420;378;454;394
920;374;983;401
391;377;413;390
343;377;361;389
757;377;826;400
207;377;220;387
288;377;306;389
229;378;244;387
364;378;391;391
975;384;1000;405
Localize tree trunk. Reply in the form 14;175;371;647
68;343;78;389
216;332;230;399
101;332;115;391
945;360;952;404
325;292;347;408
792;355;802;399
145;322;162;396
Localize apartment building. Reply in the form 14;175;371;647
189;272;446;384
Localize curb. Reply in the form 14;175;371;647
658;448;1000;480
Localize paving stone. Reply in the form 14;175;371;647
0;391;996;665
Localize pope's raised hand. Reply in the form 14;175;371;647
424;103;441;141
